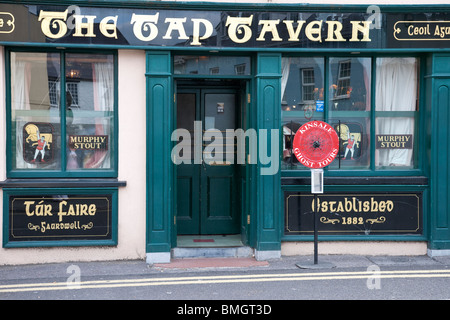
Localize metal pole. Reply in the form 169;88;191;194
314;193;318;264
338;120;341;169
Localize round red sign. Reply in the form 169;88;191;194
292;120;339;169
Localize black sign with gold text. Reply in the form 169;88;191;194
8;194;113;242
1;4;450;49
285;192;422;235
376;134;413;149
68;135;108;151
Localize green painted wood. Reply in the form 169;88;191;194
428;54;450;250
146;51;174;253
176;89;241;235
255;53;282;252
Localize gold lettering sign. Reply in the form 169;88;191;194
285;192;422;235
376;134;413;149
0;12;15;34
69;135;108;150
37;9;373;45
8;194;113;243
394;21;450;41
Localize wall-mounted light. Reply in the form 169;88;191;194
67;69;80;78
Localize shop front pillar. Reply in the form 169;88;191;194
428;54;450;256
254;53;282;260
146;51;174;263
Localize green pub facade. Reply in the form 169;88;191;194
0;0;450;264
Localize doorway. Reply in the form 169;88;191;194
175;81;244;236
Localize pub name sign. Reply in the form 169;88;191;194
1;4;450;48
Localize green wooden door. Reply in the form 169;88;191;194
176;88;241;235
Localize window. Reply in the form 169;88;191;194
66;82;79;107
328;57;371;169
210;67;219;75
8;50;117;177
301;68;315;102
281;56;419;172
335;60;352;98
174;55;251;75
235;63;246;75
282;58;324;167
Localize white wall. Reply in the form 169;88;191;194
0;49;147;265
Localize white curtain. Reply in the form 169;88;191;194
11;57;33;169
281;57;291;102
375;58;417;167
83;62;114;168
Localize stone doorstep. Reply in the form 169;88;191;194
171;246;254;259
154;257;269;269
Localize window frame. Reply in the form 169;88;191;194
5;47;118;178
281;53;425;177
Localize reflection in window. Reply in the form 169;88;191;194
301;68;316;102
328;57;371;170
235;63;246;75
66;82;79;107
329;57;371;112
281;55;419;172
336;60;351;98
281;57;324;169
174;56;251;75
66;53;114;170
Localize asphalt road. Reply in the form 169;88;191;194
1;255;450;305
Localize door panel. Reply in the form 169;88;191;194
176;174;200;234
176;88;240;235
176;92;200;234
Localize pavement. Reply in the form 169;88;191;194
2;254;450;281
3;254;450;301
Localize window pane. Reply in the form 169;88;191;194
281;57;324;170
329;119;370;169
174;56;250;75
328;57;371;169
66;53;114;170
375;58;418;168
329;57;371;112
10;52;61;170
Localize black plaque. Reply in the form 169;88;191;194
8;194;113;242
285;192;422;235
376;135;413;149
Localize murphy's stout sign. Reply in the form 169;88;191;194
8;194;113;243
285;192;422;235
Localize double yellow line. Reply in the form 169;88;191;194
1;269;450;293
